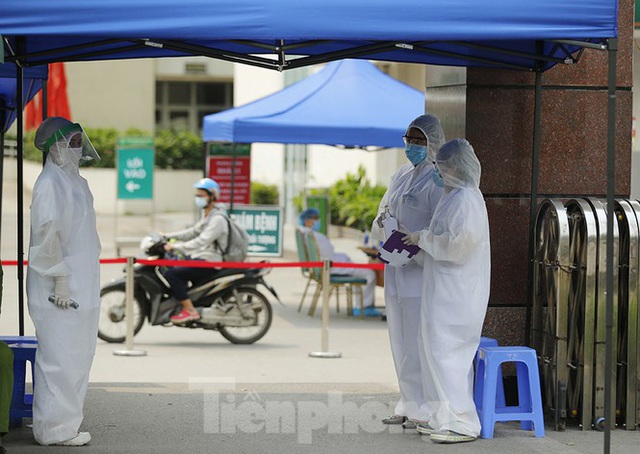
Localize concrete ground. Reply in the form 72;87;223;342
1;179;638;453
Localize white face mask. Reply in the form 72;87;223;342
194;196;209;209
69;147;83;161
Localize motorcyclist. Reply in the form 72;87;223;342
162;178;229;324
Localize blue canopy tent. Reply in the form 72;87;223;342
0;1;617;72
0;1;621;443
0;64;47;133
203;59;423;148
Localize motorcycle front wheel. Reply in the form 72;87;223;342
98;286;145;343
219;287;273;344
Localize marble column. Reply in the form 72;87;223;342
425;0;634;345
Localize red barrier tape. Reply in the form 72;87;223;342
1;258;385;270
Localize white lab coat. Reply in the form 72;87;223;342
26;154;101;445
417;186;490;436
372;161;443;421
301;227;376;307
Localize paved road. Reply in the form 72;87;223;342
1;179;638;453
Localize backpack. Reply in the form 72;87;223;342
214;213;249;262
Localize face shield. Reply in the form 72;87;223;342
43;123;101;165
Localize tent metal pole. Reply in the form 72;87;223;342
603;36;617;454
15;41;25;336
230;143;236;212
525;64;543;347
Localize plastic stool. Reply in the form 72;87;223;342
475;346;545;438
474;337;506;408
6;342;37;428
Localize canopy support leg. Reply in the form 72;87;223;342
603;36;618;454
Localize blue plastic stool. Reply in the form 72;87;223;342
475;346;545;438
474;337;506;408
4;341;37;428
0;336;37;344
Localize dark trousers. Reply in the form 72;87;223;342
163;264;217;301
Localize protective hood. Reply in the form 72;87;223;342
35;117;100;168
435;139;481;189
406;114;446;163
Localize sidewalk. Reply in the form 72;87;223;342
1;182;639;452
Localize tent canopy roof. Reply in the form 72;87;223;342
0;64;47;132
203;60;424;148
0;0;618;72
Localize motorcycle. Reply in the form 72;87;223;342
98;234;279;344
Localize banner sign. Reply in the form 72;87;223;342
117;137;154;200
207;142;252;205
229;205;282;257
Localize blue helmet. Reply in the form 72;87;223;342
194;178;220;199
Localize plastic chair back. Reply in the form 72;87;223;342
304;232;324;281
295;228;311;277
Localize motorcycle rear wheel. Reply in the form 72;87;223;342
219;287;273;344
98;286;145;343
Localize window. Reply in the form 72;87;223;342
155;80;233;134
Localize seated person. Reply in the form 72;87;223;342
298;208;379;317
0;341;12;454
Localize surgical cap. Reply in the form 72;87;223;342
436;139;481;189
300;208;320;220
406;114;446;162
34;117;77;152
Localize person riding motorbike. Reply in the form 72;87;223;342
162;178;229;324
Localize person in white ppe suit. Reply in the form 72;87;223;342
27;117;101;446
371;114;445;429
298;209;378;316
402;138;490;444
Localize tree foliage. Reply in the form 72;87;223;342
20;128;204;169
297;165;386;231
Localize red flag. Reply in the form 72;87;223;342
25;92;41;131
24;62;72;130
48;62;71;120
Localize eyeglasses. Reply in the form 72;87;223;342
402;135;428;147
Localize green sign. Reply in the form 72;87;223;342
208;142;251;156
230;205;282;257
118;137;154;148
117;140;154;199
306;194;329;235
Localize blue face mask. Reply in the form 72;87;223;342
404;144;427;166
432;166;444;187
313;219;321;231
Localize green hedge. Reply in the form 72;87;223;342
251;182;279;205
20;128;204;170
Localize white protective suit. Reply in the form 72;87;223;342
371;114;445;421
416;139;490;437
300;227;376;307
26;117;101;445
